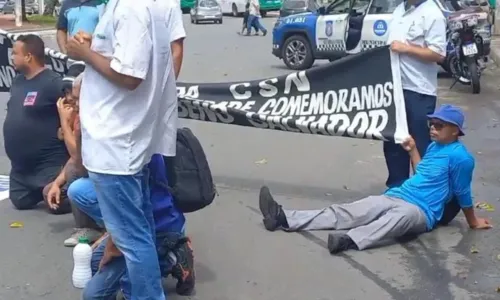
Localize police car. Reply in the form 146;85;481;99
272;0;492;70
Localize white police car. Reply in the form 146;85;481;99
272;0;492;70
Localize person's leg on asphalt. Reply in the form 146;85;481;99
68;177;105;227
9;170;43;210
338;198;427;253
89;167;165;300
62;177;104;247
383;90;436;188
258;186;397;231
246;15;256;35
82;237;125;300
406;91;436;161
254;16;267;35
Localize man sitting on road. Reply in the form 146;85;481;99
45;72;103;247
258;105;492;254
3;34;70;214
69;154;195;299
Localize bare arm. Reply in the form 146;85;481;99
171;39;184;79
61;116;77;158
56;30;68;54
53;160;70;188
462;207;480;228
408;147;422;173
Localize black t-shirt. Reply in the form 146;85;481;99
3;69;69;174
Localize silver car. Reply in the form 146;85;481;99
1;0;39;14
190;0;223;24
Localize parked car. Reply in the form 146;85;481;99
280;0;319;17
272;0;492;70
190;0;223;24
1;0;39;14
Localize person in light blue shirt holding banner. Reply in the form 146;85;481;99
56;0;103;54
257;105;492;254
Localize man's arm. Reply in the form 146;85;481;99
56;2;69;53
81;4;153;90
408;147;421;173
450;156;490;228
61;115;77;158
406;16;446;63
53;159;70;188
169;4;186;79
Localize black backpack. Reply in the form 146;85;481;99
165;127;217;213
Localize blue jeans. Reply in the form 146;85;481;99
85;168;165;300
247;15;266;34
69;177;185;300
383;90;437;188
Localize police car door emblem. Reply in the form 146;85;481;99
325;20;333;37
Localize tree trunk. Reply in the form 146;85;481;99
21;0;28;22
44;0;57;16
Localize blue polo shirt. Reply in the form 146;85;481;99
56;0;102;36
385;141;475;230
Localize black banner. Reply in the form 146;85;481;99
0;31;408;142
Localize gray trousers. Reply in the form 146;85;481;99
284;195;428;250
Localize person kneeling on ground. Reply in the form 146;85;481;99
68;154;195;299
45;73;103;246
4;34;70;214
258;104;492;254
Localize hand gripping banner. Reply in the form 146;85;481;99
0;30;408;143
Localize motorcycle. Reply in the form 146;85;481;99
443;7;489;94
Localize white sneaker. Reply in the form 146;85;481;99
64;228;103;247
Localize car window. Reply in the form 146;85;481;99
199;0;218;7
283;0;307;9
369;0;402;13
327;0;370;14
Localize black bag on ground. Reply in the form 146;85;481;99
165;127;217;213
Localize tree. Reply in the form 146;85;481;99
21;0;28;22
44;0;58;16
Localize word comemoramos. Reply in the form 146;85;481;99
177;71;395;140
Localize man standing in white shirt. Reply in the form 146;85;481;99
65;0;177;298
384;0;446;188
247;0;267;36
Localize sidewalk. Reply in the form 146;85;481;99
491;36;500;67
0;14;54;33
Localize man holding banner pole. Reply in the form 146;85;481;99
384;0;446;188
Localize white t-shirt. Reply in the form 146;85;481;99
163;2;186;43
249;0;260;16
387;0;446;96
80;0;178;175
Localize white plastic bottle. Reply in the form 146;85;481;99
72;236;93;289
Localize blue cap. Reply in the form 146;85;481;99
427;104;465;136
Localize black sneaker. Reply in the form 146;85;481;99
259;186;287;231
262;30;267;36
327;232;358;254
171;237;195;296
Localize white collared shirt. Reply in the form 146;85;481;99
80;0;178;175
387;0;446;96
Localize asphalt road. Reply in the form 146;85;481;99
1;15;500;300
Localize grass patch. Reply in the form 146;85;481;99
27;14;57;26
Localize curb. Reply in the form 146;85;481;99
7;28;56;37
490;38;500;67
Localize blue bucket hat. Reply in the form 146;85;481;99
427;104;465;136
